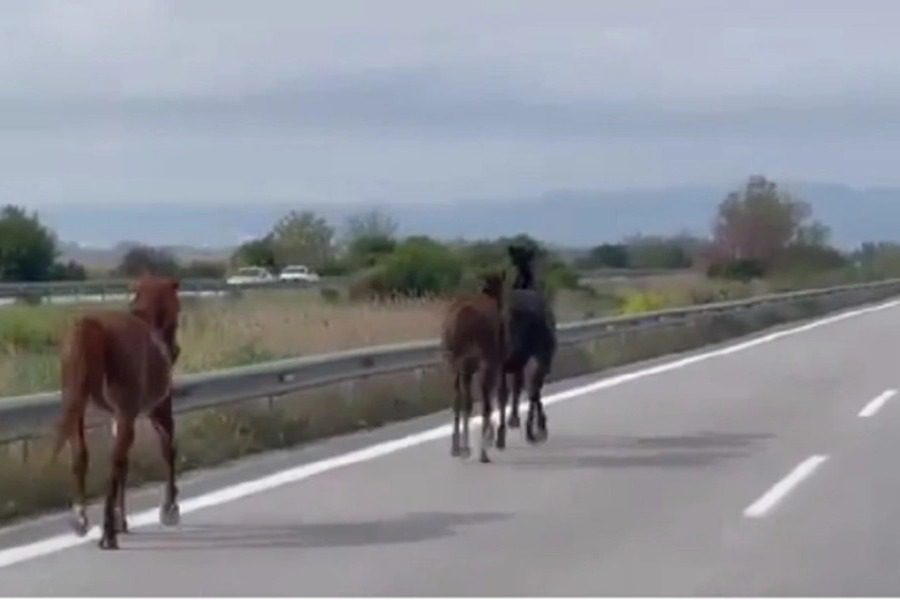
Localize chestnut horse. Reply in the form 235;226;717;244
441;272;506;463
53;275;182;550
497;244;557;449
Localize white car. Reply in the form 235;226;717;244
278;265;321;283
226;267;276;286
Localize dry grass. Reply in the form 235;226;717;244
0;291;446;397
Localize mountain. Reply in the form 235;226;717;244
39;182;900;264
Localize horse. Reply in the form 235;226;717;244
441;271;506;463
497;244;557;449
53;275;182;550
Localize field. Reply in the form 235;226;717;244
0;274;765;398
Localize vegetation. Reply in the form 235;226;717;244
0;205;86;282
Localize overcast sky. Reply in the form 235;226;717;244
3;0;900;208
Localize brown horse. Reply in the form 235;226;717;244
441;272;506;463
53;275;182;550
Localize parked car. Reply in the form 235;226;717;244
278;265;321;283
226;266;276;286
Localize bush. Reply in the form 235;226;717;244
619;291;669;315
48;260;87;281
708;258;767;282
369;237;463;297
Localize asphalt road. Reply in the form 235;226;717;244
2;299;900;595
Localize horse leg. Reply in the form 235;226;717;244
100;415;134;550
508;366;524;429
150;396;181;527
460;369;473;459
451;371;463;458
68;415;89;537
496;369;509;450
526;363;549;445
478;364;497;464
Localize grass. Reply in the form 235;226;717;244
1;280;896;526
0;271;872;397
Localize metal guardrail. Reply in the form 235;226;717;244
0;277;347;303
0;268;668;304
1;278;899;446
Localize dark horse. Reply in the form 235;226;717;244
53;275;182;550
441;271;506;463
497;244;557;449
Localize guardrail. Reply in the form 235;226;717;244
0;268;670;306
0;277;348;306
2;277;899;448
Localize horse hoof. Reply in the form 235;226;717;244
483;423;495;445
479;452;491;464
496;432;507;450
114;510;129;534
508;415;521;429
450;446;462;458
459;446;472;459
159;503;181;527
69;513;89;537
98;536;119;551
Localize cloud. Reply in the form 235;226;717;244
4;0;900;207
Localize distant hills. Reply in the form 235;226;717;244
41;181;900;268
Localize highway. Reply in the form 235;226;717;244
1;298;900;595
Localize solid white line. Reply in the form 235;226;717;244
743;455;829;518
858;389;897;418
0;298;897;569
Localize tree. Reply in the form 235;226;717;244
340;209;398;268
117;245;180;277
344;208;397;242
270;211;334;269
231;236;277;269
0;205;59;281
712;175;812;267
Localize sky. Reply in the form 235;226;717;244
3;0;900;210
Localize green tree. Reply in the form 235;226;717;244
0;205;59;281
231;236;277;269
270;211;334;269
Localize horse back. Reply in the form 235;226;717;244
442;296;504;362
63;311;174;414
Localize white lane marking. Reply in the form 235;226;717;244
743;455;829;518
0;298;897;569
858;389;897;418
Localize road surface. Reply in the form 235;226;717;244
2;298;900;595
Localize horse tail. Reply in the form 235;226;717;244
52;318;105;459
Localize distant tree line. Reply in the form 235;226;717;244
4;175;900;293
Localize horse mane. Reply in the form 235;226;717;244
507;244;536;290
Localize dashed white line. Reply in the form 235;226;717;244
743;455;829;518
0;298;897;569
858;389;897;418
